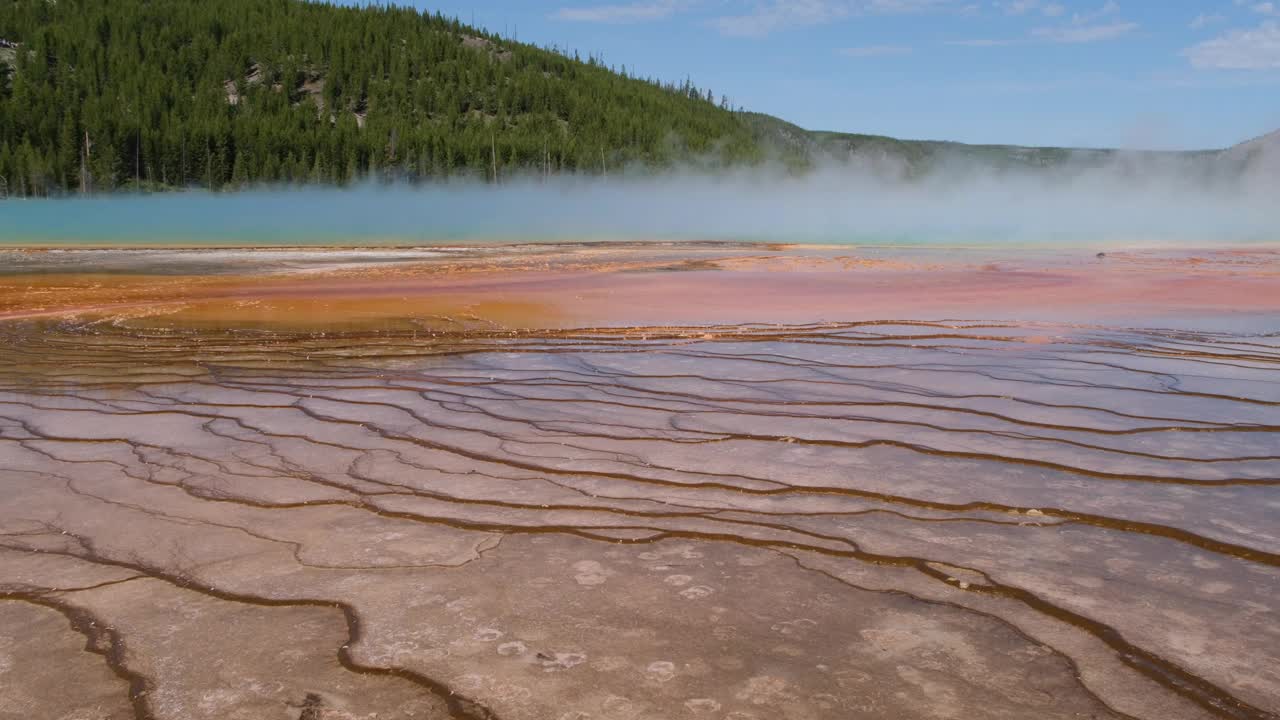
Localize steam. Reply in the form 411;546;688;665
1;148;1276;247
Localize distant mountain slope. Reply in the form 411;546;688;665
1225;129;1280;179
739;112;1247;180
1233;129;1280;153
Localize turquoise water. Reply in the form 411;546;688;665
1;179;1275;247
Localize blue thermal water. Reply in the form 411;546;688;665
0;178;1274;247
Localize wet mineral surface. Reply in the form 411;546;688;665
0;245;1277;720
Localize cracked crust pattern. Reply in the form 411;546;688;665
0;268;1277;719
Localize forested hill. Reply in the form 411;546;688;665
0;0;1273;197
0;0;760;195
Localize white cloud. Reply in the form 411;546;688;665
946;37;1020;45
864;0;957;9
553;1;684;23
1237;0;1280;16
713;0;852;36
837;44;914;55
711;0;960;37
998;0;1064;16
1070;0;1119;25
1190;13;1226;30
1184;20;1280;69
1031;20;1137;42
1027;2;1134;44
953;1;1135;46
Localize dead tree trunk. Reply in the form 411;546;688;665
80;130;93;194
491;135;499;184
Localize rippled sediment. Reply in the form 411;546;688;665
1;314;1277;720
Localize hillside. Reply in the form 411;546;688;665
0;0;1273;196
739;113;1256;180
1225;129;1280;179
0;0;758;195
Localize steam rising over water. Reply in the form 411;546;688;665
1;167;1276;247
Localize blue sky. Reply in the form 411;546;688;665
350;1;1280;149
